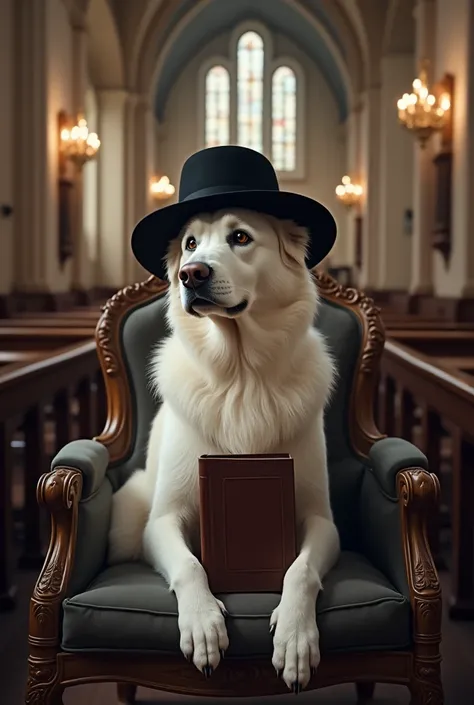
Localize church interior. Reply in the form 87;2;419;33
1;0;474;703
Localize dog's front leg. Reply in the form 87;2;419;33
143;512;229;675
270;417;340;692
270;512;339;692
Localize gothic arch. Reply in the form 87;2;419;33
128;0;368;121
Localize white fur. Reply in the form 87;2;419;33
108;209;340;691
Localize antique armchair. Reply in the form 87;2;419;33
25;272;443;705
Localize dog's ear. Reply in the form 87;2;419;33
165;237;182;282
273;217;310;268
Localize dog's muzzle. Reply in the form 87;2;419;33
179;261;248;317
181;288;248;318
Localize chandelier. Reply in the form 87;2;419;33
335;175;363;209
397;61;451;148
60;115;100;167
150;175;176;201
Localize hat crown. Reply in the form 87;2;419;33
179;146;280;202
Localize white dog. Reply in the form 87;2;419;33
108;208;340;692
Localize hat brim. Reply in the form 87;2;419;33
131;190;337;280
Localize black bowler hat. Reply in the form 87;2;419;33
131;145;337;280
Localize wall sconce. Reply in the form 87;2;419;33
59;112;100;168
150;175;176;203
396;60;452;148
335;175;363;209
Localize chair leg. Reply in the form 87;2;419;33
408;656;444;705
25;657;63;705
356;682;375;702
117;683;137;704
409;681;444;705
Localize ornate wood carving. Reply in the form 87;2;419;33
94;276;168;462
314;269;385;456
398;468;444;705
25;466;82;705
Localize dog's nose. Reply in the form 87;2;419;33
178;262;212;289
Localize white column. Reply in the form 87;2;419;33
96;89;128;289
70;15;91;291
344;102;363;272
123;95;157;284
137;101;157;280
0;0;14;295
410;0;436;295
359;86;382;289
378;54;415;290
14;0;48;291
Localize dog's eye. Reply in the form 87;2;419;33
185;236;197;251
231;230;252;246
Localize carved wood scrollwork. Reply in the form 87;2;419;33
398;468;444;705
26;657;63;705
25;467;82;705
313;269;385;456
94;276;168;462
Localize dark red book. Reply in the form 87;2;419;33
198;454;296;593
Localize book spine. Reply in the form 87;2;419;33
198;467;211;571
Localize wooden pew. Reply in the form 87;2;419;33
0;340;106;611
384;319;474;331
388;329;474;356
378;338;474;620
0;317;98;330
0;327;93;352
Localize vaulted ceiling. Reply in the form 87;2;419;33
152;0;352;122
83;0;409;122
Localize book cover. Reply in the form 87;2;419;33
198;454;296;593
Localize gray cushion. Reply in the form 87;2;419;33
61;551;411;655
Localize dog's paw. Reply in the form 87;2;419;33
270;599;320;692
178;593;229;675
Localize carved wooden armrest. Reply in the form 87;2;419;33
29;467;82;654
397;467;443;703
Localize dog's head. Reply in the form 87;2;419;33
165;208;313;320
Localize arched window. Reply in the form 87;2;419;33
237;31;264;153
204;65;230;147
271;66;297;172
201;24;304;178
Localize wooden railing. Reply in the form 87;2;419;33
0;339;105;609
378;338;474;620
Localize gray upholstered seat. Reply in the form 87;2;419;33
58;287;414;657
62;551;410;655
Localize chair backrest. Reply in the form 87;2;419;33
95;272;385;542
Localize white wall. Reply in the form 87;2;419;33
158;28;348;266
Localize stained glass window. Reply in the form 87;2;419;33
205;65;230;147
237;31;264;153
271;66;297;171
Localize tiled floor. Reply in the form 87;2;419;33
2;568;473;705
